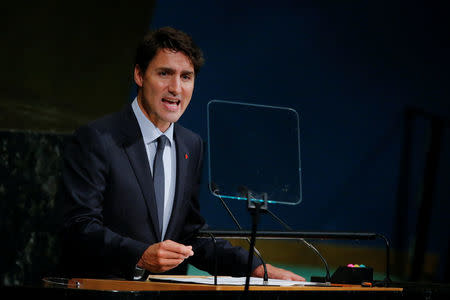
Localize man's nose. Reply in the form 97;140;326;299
168;76;182;95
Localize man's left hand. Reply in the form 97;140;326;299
251;263;305;281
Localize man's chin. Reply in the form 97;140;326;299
162;115;181;125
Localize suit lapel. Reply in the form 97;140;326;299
120;105;161;241
165;125;188;239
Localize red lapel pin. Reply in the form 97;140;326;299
185;153;188;159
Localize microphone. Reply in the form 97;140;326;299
265;208;332;283
236;185;331;283
210;182;269;283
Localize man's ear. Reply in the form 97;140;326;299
134;65;144;87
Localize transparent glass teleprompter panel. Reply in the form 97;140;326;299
207;100;302;205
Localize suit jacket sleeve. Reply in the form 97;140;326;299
60;124;148;279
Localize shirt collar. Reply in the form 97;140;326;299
131;97;174;145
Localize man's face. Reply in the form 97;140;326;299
134;48;195;132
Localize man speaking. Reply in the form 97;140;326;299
60;26;304;281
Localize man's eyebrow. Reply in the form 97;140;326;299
155;67;194;76
181;70;194;76
155;67;175;73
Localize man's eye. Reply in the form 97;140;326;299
182;74;192;80
159;71;167;76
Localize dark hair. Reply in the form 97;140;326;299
134;26;204;75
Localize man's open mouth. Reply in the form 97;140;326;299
162;98;180;105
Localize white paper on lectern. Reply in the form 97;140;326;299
148;276;327;287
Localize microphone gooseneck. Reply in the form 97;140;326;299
210;183;269;283
266;209;331;283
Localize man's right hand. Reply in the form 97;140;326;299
137;240;194;273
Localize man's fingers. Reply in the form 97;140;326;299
157;248;192;260
256;264;306;282
160;240;194;257
282;273;306;281
138;241;194;273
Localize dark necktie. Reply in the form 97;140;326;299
153;135;168;237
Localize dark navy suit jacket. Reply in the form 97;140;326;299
59;104;257;280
